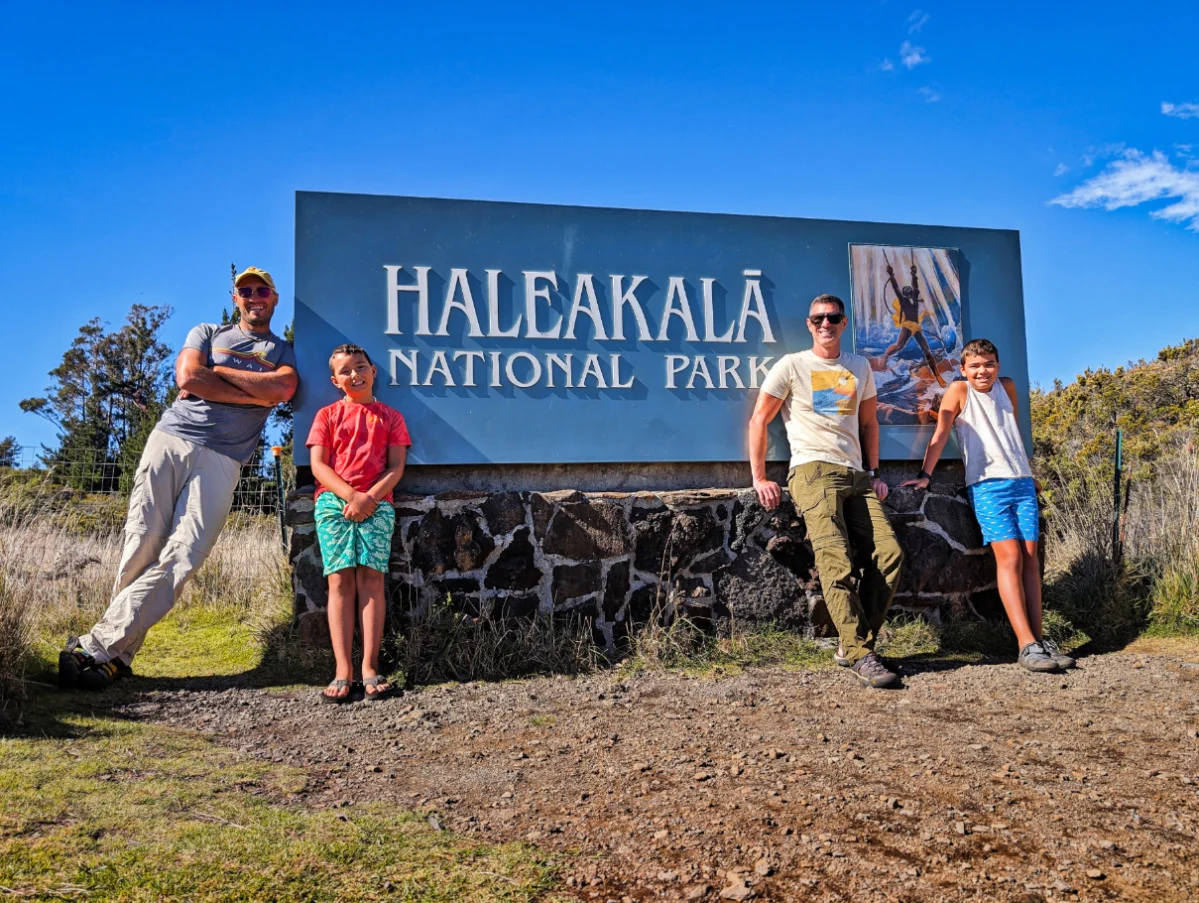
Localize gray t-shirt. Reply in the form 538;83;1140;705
157;323;296;464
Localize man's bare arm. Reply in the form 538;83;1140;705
749;391;787;509
901;381;966;488
858;396;889;501
175;348;272;406
212;364;298;405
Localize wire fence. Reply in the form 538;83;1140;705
4;444;294;516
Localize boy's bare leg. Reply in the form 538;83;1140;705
1021;540;1044;640
992;539;1036;648
325;569;357;700
357;566;388;690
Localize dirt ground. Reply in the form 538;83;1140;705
124;648;1199;903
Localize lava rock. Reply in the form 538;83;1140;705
482;491;526;537
485;527;542;591
924;495;984;550
553;563;601;603
713;544;809;630
603;560;631;620
542;499;632;559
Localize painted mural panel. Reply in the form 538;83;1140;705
850;244;963;426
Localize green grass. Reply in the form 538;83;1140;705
0;712;557;902
4;589;560;902
875;609;1090;664
1147;552;1199;636
620;617;829;678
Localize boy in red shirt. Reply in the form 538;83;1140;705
306;344;411;703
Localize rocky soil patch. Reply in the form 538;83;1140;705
123;652;1199;902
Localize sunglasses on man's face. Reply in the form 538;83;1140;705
236;285;274;299
809;313;845;325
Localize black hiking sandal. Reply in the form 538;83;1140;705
850;652;899;688
59;639;130;691
1017;642;1059;673
1040;638;1076;670
59;644;92;688
78;659;123;690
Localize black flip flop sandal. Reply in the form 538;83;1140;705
321;678;355;705
362;675;399;702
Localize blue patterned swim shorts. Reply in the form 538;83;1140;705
966;477;1040;544
314;492;396;576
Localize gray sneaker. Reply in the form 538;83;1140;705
1040;638;1076;670
850;652;898;688
1018;642;1060;673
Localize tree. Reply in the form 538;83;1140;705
0;436;20;469
21;305;173;491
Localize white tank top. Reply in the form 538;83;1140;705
954;381;1033;486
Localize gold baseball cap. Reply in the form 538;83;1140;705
234;266;277;290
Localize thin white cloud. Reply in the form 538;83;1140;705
879;58;895;72
907;9;930;33
1082;142;1127;168
1051;149;1199;231
1054;163;1070;177
900;41;930;69
918;86;940;103
1162;102;1199;120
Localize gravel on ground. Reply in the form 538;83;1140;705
120;651;1199;902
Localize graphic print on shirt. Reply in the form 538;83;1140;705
811;369;858;416
212;347;279;371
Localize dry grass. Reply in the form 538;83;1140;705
0;473;289;727
619;589;826;677
394;596;601;686
1041;439;1199;647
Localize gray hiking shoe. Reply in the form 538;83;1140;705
850;652;898;688
1018;642;1059;673
1040;638;1076;670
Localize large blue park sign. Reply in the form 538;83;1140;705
294;192;1030;466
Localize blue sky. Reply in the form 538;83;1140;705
2;1;1196;454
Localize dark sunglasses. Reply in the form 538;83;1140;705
236;285;274;299
809;313;845;325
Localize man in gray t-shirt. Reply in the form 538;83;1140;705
59;267;298;690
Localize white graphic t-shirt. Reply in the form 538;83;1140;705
760;350;876;470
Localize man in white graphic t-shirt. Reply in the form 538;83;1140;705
748;293;904;688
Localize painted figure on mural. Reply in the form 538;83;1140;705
875;254;947;388
849;244;963;425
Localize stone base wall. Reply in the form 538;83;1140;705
287;463;1001;649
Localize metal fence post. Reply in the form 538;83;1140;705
272;445;287;549
1112;428;1123;564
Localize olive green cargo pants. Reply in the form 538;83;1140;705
788;462;904;664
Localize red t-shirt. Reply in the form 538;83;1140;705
305;399;411;501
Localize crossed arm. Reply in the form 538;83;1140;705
175;348;298;407
310;444;408;522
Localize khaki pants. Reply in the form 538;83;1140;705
79;430;242;666
788;462;904;664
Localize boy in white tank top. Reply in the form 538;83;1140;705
901;339;1074;673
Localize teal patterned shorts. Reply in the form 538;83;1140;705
314;492;396;576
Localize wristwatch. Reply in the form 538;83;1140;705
917;469;931;481
866;468;877;478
